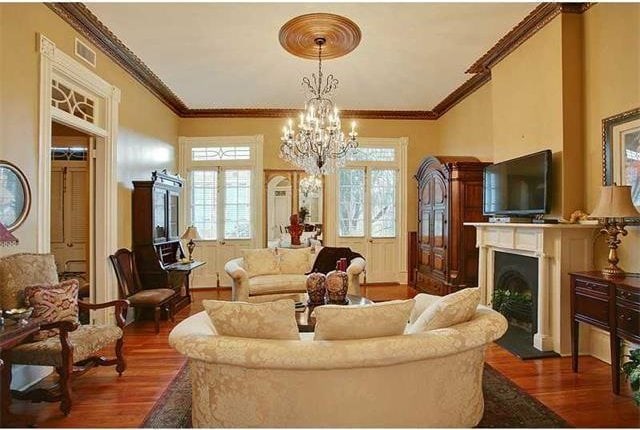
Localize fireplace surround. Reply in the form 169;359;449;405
467;222;598;355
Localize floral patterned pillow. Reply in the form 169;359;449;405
277;248;311;274
24;279;79;341
203;299;299;340
313;299;415;340
241;249;279;278
408;288;480;334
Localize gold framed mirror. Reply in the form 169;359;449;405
0;160;31;231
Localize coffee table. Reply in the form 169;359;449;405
296;294;373;332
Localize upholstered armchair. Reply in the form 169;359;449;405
0;253;128;416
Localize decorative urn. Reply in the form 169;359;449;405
306;271;326;305
326;258;349;304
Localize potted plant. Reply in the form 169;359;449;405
622;348;640;405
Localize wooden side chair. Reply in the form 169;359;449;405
0;253;128;416
109;248;176;334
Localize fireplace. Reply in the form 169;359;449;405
493;252;537;335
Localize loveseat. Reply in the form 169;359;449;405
169;297;507;427
224;247;366;302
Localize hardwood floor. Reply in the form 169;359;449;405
8;285;640;428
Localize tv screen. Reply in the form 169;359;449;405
483;150;552;215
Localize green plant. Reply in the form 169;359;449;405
298;206;309;223
622;348;640;405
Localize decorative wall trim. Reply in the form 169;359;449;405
466;2;593;74
47;2;592;120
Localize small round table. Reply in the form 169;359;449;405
296;294;373;332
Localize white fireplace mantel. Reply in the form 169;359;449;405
466;222;599;355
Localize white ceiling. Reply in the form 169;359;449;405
87;3;536;111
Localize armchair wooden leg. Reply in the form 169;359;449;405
154;307;161;334
169;302;175;323
115;337;126;376
58;362;73;416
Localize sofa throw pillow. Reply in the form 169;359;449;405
408;288;480;334
409;293;442;324
313;299;415;341
241;248;279;278
203;299;299;340
24;279;80;341
278;248;311;274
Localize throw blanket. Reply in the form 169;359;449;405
307;247;363;275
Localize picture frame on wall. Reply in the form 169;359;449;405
602;107;640;214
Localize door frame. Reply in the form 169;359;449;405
37;34;120;323
325;137;408;283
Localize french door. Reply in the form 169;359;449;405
188;167;253;287
335;167;399;283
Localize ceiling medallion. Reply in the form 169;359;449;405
279;13;361;176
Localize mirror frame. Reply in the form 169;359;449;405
263;169;325;246
0;159;32;231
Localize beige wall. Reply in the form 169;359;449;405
179;117;438;230
0;3;179;255
583;3;640;273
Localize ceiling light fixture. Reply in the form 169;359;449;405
278;13;362;175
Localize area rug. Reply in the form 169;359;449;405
142;362;570;428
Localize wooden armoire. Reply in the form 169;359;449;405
414;156;490;295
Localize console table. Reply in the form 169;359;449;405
570;271;640;394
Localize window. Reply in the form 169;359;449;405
224;170;251;239
347;147;395;162
191;146;250;161
370;170;396;237
190;170;217;240
339;169;365;237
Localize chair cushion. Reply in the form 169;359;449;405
241;249;279;278
11;324;123;367
408;288;480;334
313;299;415;341
24;279;80;341
277;248;311;274
0;253;59;310
203;299;299;340
128;288;175;306
248;274;307;296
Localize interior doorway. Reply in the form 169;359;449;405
266;175;292;247
50;121;94;302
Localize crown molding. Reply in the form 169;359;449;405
181;108;437;120
47;2;592;120
466;2;593;74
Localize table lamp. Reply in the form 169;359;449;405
181;226;201;261
0;222;18;247
590;185;640;277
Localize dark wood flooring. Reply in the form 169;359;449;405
7;285;640;428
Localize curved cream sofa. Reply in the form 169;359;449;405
224;254;366;302
169;306;507;428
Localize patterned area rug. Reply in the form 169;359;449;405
142;362;571;428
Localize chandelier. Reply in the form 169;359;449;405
279;14;361;175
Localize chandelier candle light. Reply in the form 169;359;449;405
279;14;362;175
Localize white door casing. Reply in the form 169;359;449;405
38;34;120;323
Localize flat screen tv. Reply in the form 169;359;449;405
483;150;552;216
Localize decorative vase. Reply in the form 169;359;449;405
306;271;326;305
326;258;349;305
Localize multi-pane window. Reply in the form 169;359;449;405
224;170;251;239
191;146;250;161
190;170;217;240
339;169;365;236
370;170;396;237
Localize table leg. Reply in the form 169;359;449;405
610;334;620;395
571;319;579;372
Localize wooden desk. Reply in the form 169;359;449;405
165;260;205;310
570;271;640;394
0;319;40;426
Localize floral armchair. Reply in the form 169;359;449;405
0;253;128;416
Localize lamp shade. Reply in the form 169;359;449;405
590;185;640;219
181;225;201;240
0;222;18;246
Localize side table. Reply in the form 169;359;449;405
0;319;40;427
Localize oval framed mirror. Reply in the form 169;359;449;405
0;160;31;231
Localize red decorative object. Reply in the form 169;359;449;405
326;258;349;304
288;213;304;246
0;222;18;246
